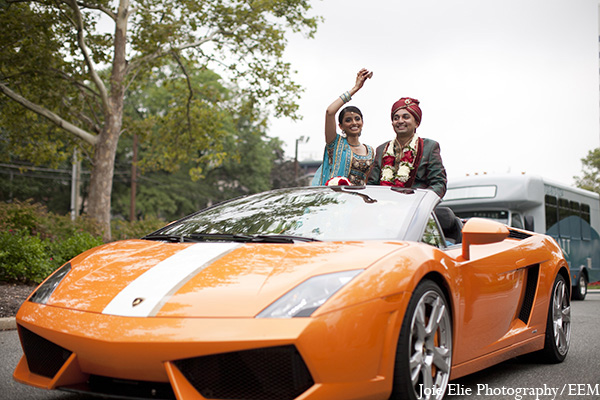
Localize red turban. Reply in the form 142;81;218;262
391;97;422;124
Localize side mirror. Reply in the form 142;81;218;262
461;218;509;261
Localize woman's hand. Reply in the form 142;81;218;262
352;68;373;94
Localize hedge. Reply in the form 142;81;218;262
0;200;165;283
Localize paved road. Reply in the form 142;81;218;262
1;292;599;400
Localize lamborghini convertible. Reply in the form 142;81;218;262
13;186;571;400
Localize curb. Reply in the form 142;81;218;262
0;317;16;331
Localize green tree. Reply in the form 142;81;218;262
110;65;284;221
0;0;319;240
575;148;600;194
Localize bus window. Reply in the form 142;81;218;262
445;185;496;201
455;210;508;225
558;198;571;238
545;195;558;232
511;213;524;229
570;201;581;239
582;203;591;240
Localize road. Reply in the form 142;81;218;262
1;292;599;400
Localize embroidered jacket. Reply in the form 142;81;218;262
367;137;447;198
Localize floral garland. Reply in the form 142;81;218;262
380;135;420;187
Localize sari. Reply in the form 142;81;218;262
311;135;374;186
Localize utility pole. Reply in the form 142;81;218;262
130;134;138;221
294;135;309;183
70;148;81;220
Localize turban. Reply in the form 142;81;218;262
391;97;422;125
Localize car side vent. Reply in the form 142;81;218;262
173;345;314;400
518;264;540;323
509;229;532;240
18;325;72;378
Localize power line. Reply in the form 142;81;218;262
0;169;76;181
0;162;74;174
0;163;130;177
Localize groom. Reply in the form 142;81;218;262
367;97;447;198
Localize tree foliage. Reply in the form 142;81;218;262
0;0;319;239
575;148;600;194
109;64;286;222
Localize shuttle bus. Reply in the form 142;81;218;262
441;173;600;300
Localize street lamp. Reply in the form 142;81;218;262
295;135;309;183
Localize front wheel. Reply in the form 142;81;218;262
390;280;452;400
539;273;571;363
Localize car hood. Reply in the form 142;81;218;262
45;239;407;318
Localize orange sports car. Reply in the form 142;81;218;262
13;186;571;400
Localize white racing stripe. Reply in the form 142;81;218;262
102;242;239;317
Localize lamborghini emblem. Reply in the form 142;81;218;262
132;298;145;307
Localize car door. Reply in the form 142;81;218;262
452;241;528;364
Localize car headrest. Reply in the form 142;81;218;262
435;207;458;230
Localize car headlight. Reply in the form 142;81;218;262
256;270;363;318
29;262;71;304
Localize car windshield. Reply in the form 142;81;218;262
153;186;429;241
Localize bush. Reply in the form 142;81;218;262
0;200;168;283
0;200;103;240
0;229;105;284
0;230;54;283
0;201;47;236
0;201;105;283
48;231;104;268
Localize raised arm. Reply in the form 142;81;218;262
324;68;373;144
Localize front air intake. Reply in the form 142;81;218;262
18;325;72;378
173;345;314;400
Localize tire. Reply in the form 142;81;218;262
539;273;571;363
390;280;452;400
571;272;587;301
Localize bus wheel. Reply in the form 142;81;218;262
572;273;587;301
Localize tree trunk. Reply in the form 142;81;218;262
87;116;121;241
86;0;129;242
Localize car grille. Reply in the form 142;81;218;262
18;325;72;378
173;345;314;400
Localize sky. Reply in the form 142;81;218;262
268;0;600;187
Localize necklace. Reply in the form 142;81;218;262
348;142;362;147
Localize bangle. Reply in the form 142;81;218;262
340;91;352;103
